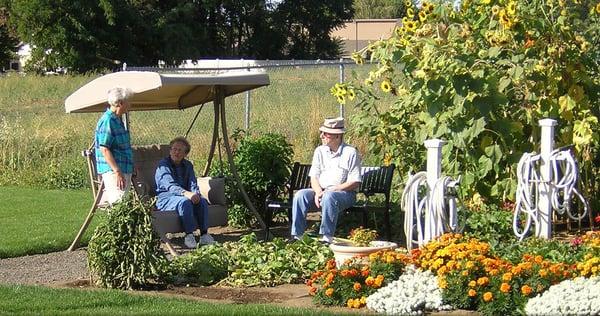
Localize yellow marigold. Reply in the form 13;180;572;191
438;278;448;289
380;80;392;92
502;272;513;281
500;282;511;293
521;285;533;296
539;269;548;278
462;270;469;276
477;277;489;286
365;276;375;286
534;255;543;264
468;280;477;287
347;299;354;308
325;288;334;297
483;292;493;302
352;299;361;308
468;289;477;297
374;278;383;288
353;282;362;291
466;261;475;269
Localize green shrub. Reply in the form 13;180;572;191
225;130;294;228
40;158;88;189
87;193;166;289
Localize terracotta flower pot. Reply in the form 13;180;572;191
329;240;398;266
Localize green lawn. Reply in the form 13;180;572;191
0;186;96;258
0;285;346;315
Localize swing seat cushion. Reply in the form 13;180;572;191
129;144;228;235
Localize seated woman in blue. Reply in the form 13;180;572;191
155;136;215;248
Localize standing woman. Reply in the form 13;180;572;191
95;87;134;204
155;137;215;248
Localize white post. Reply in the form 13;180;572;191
423;139;445;242
538;119;557;239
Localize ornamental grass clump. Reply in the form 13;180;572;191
366;265;452;315
525;276;600;315
307;250;412;308
87;193;167;290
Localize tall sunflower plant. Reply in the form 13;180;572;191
334;0;600;208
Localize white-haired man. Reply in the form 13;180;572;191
291;117;362;244
94;87;134;204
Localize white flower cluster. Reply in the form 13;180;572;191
525;276;600;316
366;264;452;315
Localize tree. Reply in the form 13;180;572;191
274;0;354;59
0;6;17;70
353;0;406;19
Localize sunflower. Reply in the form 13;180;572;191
419;11;428;22
407;8;415;18
507;1;517;15
380;80;392;92
336;95;346;105
347;89;356;101
491;5;500;15
481;0;491;4
404;20;417;32
596;2;600;14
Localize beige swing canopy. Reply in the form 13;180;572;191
65;70;269;113
64;70;271;253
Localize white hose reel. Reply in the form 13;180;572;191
401;139;461;250
513;146;589;241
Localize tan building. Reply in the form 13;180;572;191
331;19;399;56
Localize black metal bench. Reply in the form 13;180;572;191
264;162;395;240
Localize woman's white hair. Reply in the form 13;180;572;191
107;87;133;107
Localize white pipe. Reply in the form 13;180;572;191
538;119;557;239
423;139;445;242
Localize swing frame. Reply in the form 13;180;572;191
65;70;272;254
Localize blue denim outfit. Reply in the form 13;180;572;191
94;109;133;174
291;143;362;237
155;157;209;234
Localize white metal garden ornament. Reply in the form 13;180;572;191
402;139;460;250
513;119;589;241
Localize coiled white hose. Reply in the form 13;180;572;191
513;148;588;241
402;172;460;250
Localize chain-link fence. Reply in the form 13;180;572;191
124;60;370;167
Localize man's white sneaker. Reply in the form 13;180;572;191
184;234;197;249
199;233;216;245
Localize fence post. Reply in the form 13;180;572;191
245;90;251;130
424;138;445;242
538;118;557;239
339;58;345;118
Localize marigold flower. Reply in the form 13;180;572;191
353;282;362;291
534;255;543;264
477;277;489;286
347;299;354;308
325;288;334;297
521;285;533;296
502;272;512;282
539;269;548;278
468;280;477;287
500;282;511;293
468;289;477;297
483;292;493;302
309;286;317;295
365;276;375;286
462;270;469;276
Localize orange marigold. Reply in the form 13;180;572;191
468;289;477;297
500;282;511;293
365;276;375;286
502;272;513;282
477;277;489;286
309;286;317;295
521;285;533;296
325;288;334;297
483;292;493;302
468;280;477;287
353;282;362;291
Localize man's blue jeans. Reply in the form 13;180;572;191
291;188;356;237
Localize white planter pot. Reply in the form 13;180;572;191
329;240;398;267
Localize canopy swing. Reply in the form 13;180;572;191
65;70;272;252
